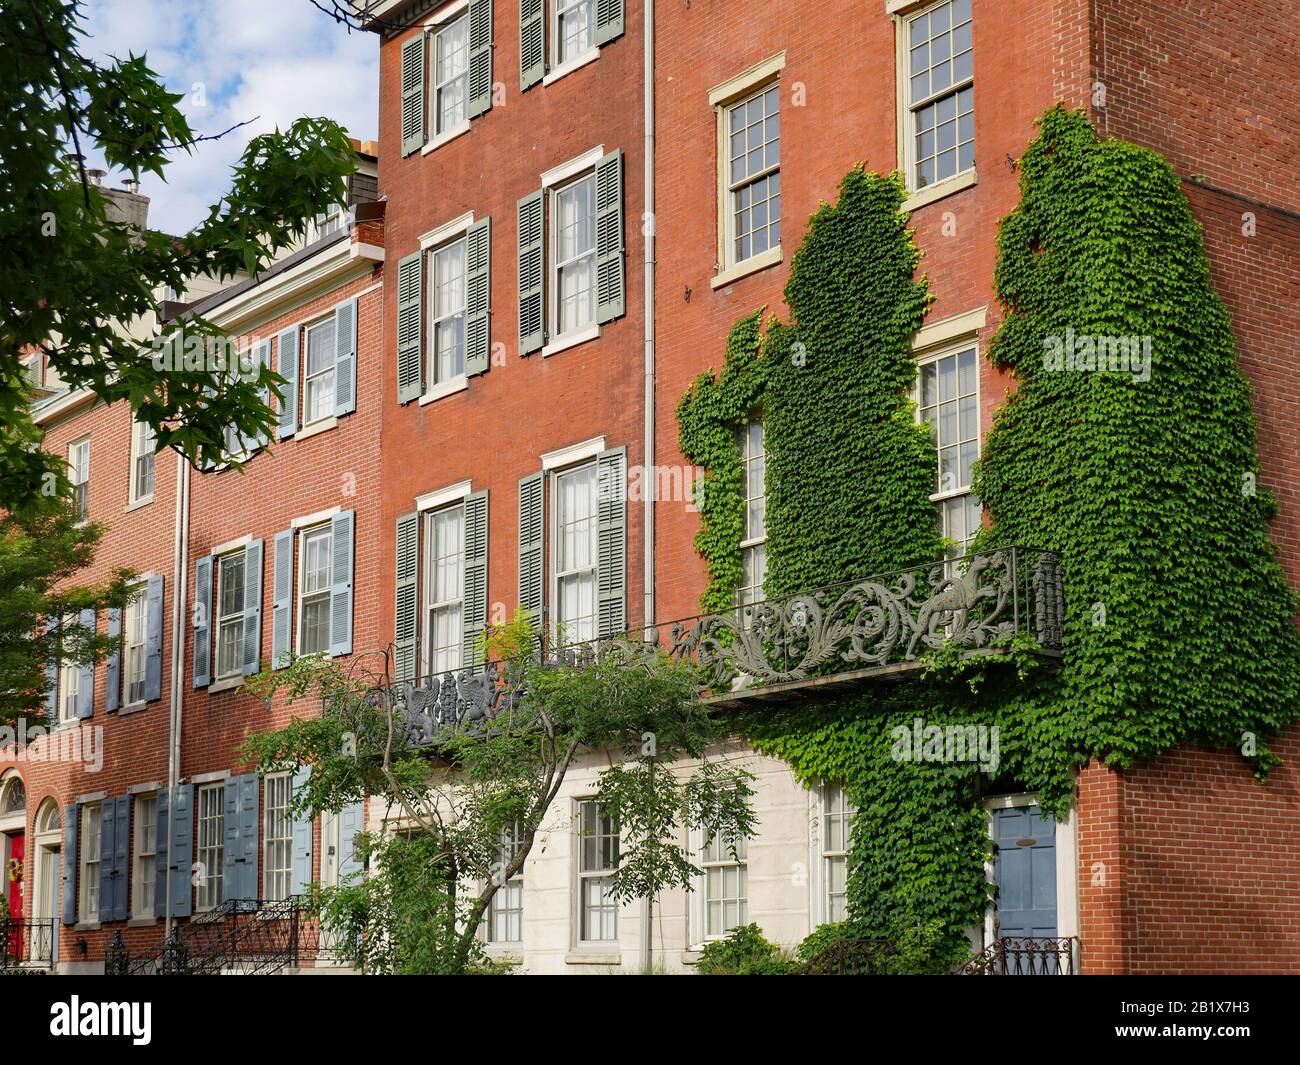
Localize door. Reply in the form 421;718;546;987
993;805;1056;938
5;832;23;921
37;845;59;965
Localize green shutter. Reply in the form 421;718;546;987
465;217;492;376
242;539;263;676
595;149;626;324
193;555;212;688
462;491;490;668
333;297;358;416
597;446;627;637
518;472;545;632
394;512;420;682
401;33;426;156
595;0;625;45
396;250;424;403
467;0;494;118
519;0;545;90
272;529;294;669
517;190;545;355
329;509;355;657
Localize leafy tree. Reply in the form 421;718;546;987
240;617;756;975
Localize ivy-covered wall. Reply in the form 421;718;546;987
677;107;1300;967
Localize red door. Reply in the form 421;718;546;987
5;833;22;921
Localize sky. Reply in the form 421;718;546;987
82;0;379;235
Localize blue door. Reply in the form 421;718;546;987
993;805;1057;938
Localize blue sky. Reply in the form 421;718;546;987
82;0;379;235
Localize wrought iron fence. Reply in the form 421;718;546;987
0;918;55;972
957;936;1078;975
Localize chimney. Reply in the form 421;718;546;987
86;168;106;186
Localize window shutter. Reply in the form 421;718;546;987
272;529;294;670
242;539;263;676
329;509;355;657
462;491;490;669
98;798;115;921
192;555;212;688
401;33;426;156
44;619;59;728
597;446;627;637
105;607;122;713
595;0;625;45
338;801;365;882
595;149;626;324
465;217;492;376
518;471;545;632
112;794;130;921
291;766;313;896
253;339;273;450
333;297;358;417
396;251;424;403
167;783;193;918
145;573;164;702
519;0;545;90
276;326;299;439
394;511;420;683
76;607;95;719
467;0;494;118
154;786;169;918
225;773;259;904
517;190;545;355
62;805;78;925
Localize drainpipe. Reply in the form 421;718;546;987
164;454;191;937
641;0;657;975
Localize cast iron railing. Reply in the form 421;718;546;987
957;936;1078;975
0;918;55;972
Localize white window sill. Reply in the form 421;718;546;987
124;494;154;514
543;48;599;86
118;700;147;717
710;245;784;290
207;675;244;695
418;375;469;405
565;950;621;965
422;121;471;155
127;916;157;928
542;325;600;358
295;416;338;442
901;169;978;213
75;921;101;932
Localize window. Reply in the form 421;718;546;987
702;832;747;938
554;463;598;644
311;203;349;241
80;802;101;922
69;438;90;521
132;793;158;918
551;171;597;339
904;0;974;189
123;587;147;706
916;345;980;556
215;552;246;680
297;525;333;656
554;0;594;65
485;820;524;944
577;800;618;942
196;783;224;912
737;420;766;609
423;505;464;675
821;785;855;923
429;237;467;386
130;419;155;502
263;773;293;902
432;13;470;136
303;318;337;426
57;613;79;725
724;84;781;267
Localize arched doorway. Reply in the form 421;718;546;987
0;774;27;925
30;799;61;966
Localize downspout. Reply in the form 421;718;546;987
641;0;657;976
164;454;191;937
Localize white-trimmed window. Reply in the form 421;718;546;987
123;586;147;707
297;525;333;656
916;344;980;556
132;792;158;918
310;202;349;241
263;773;293;902
69;437;90;521
903;0;974;190
724;84;781;268
553;462;598;644
196;783;225;912
737;419;766;609
554;0;595;66
429;236;468;386
577;800;618;942
80;801;101;922
57;613;79;725
432;12;470;136
702;832;747;938
129;418;155;503
485;820;524;944
551;171;597;340
303;317;337;427
215;551;247;680
821;785;855;924
423;504;465;674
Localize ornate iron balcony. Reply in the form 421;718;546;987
957;935;1079;975
0;918;56;972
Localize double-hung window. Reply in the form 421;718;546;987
916;344;980;557
57;613;79;725
726;85;781;268
263;773;293;902
69;438;90;522
554;0;595;66
577;800;618;942
196;783;225;911
821;785;856;923
429;237;467;386
80;802;102;922
485;820;524;944
215;552;246;680
132;793;158;918
432;13;470;136
702;832;747;938
130;418;155;503
554;462;598;644
303;318;337;428
123;588;147;707
552;172;597;341
903;0;974;190
737;420;767;609
423;505;465;675
297;525;333;656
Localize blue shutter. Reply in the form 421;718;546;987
145;573;164;702
105;607;121;713
98;799;116;921
276;326;299;439
329;510;355;657
44;618;59;728
192;555;212;688
291;767;313;896
333;297;358;417
154;786;169;918
62;805;78;925
167;784;193;918
519;0;545;90
595;0;624;45
224;774;260;904
272;529;294;670
467;0;494;118
462;492;489;668
76;608;95;719
242;539;263;676
338;801;365;883
394;512;420;682
597;447;627;637
400;32;426;156
518;472;545;632
253;338;273;450
517;191;545;355
465;217;492;377
112;794;130;921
